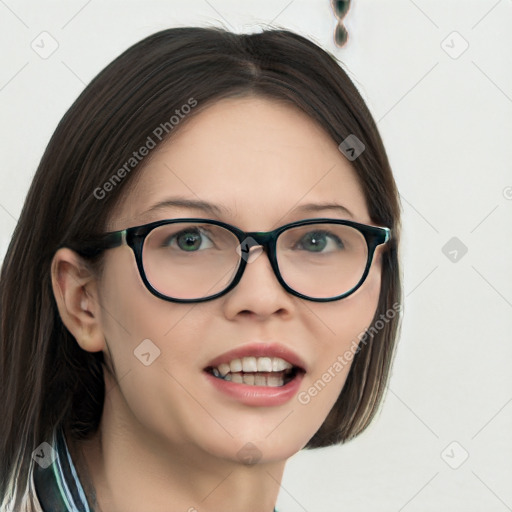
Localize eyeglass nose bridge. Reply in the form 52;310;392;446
236;231;276;264
230;230;289;299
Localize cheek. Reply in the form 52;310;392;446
310;248;382;347
96;251;216;438
96;248;201;372
297;253;382;414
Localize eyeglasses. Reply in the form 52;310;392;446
77;218;391;303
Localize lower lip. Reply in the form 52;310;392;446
204;371;305;407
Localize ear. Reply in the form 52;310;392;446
51;248;106;353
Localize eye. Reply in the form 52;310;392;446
167;228;214;252
295;230;344;253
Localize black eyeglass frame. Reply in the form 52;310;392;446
75;218;391;303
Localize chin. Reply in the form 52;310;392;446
202;427;314;466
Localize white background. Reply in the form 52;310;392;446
1;1;511;511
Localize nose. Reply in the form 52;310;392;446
221;245;296;321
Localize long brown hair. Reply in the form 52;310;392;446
0;26;401;508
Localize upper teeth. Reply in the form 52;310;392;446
214;357;293;376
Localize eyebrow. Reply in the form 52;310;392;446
140;198;353;220
294;202;354;218
141;198;229;217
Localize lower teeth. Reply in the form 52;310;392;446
210;369;294;387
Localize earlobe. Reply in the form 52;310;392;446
51;248;106;353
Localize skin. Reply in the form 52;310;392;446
51;96;384;512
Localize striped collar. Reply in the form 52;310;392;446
33;427;93;512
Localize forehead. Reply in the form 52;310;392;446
111;96;369;230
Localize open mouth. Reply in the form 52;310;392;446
205;356;304;388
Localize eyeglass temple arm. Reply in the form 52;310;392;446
71;229;127;258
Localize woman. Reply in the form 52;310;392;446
0;26;401;512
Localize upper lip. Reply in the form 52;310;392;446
205;342;307;372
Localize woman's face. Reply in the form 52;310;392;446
95;96;383;464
